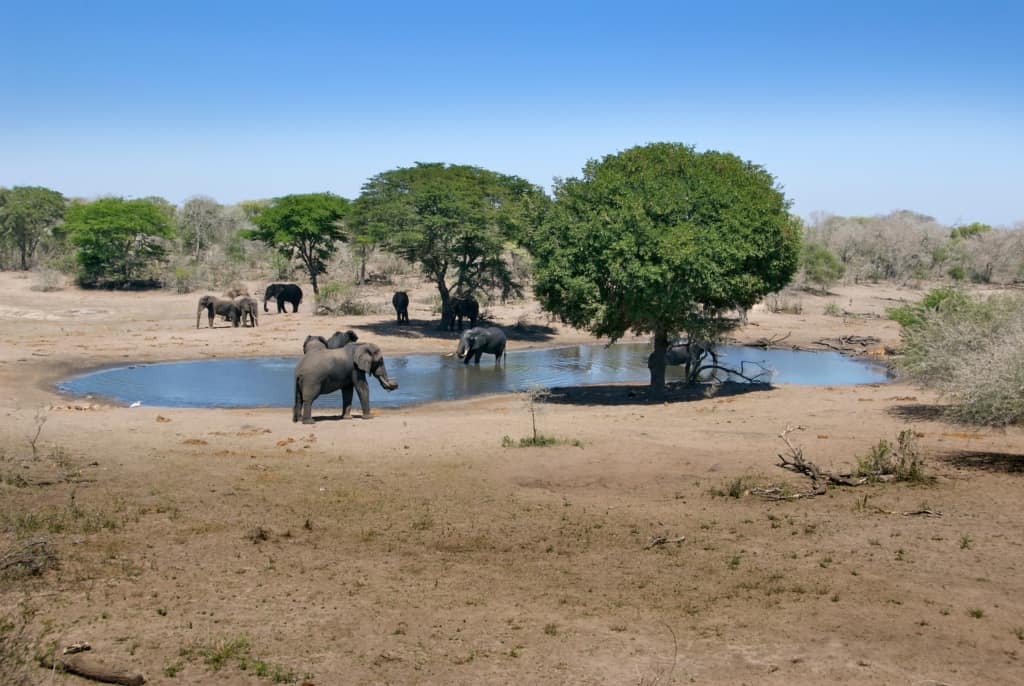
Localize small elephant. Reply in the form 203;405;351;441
264;283;303;313
442;295;479;330
303;330;358;354
293;342;399;424
456;326;506;364
234;296;259;327
392;291;410;323
197;295;240;328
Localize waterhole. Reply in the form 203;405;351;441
56;343;889;409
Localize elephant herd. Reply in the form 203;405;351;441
196;283;303;329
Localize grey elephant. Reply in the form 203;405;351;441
293;342;399;423
264;283;303;313
392;291;410;323
649;338;718;382
197;295;240;328
456;326;506;364
302;330;359;354
442;294;479;330
234;296;259;327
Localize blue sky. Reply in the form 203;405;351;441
2;1;1021;226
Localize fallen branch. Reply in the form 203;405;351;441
872;507;943;517
0;540;57;578
754;425;871;500
693;363;771;385
644;536;686;550
750;331;791;349
40;649;146;686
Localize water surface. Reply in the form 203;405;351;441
57;343;889;409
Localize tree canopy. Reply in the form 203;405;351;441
532;142;800;394
243;193;349;294
65;197;175;287
349;163;549;306
0;186;66;269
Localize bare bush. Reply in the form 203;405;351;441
764;289;803;314
29;267;66;292
898;292;1024;426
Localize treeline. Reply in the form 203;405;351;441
800;210;1024;290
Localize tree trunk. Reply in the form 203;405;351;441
310;271;319;295
649;328;669;398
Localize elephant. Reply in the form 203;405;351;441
648;338;718;381
293;342;399;424
456;326;506;364
303;330;359;353
224;285;250;298
234;296;259;327
197;295;240;328
392;291;410;323
264;283;303;313
442;295;479;330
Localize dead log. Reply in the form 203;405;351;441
40;651;145;685
644;536;686;550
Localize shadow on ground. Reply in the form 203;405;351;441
937;450;1024;474
545;380;774;406
887;403;948;422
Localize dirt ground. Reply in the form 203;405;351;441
2;271;1023;685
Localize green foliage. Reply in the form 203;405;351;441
886;286;967;328
0;186;66;270
898;292;1024;426
65;197;175;288
801;242;845;292
243;193;349;294
950;222;992;241
313;281;371;315
854;430;928;483
350;163;549;306
531;143;799;392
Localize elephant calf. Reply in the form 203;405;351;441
293;342;398;424
197;295;240;328
457;326;506;364
234;296;259;327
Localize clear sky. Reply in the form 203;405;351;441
2;1;1021;226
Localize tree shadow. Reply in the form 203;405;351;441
544;380;774;406
886;403;948;422
937;450;1024;474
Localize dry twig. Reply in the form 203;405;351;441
644;536;686;550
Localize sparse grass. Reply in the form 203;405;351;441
180;635;304;683
960;534;972;550
823;301;843;316
543;623;559;636
710;475;759;498
855;430;929;483
502;434;581;448
968;608;984;619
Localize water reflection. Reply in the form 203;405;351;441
57;343;889;409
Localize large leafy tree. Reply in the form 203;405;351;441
65;197;176;287
532;143;800;395
350;163;549;308
0;186;66;269
244;193;349;294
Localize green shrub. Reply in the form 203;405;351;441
855;430;928;483
886;286;967;328
801;242;845;293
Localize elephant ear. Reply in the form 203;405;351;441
346;329;359;343
354;345;375;373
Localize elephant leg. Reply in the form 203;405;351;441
208;311;214;328
341;386;354;418
301;389;316;424
474;351;483;364
355;379;371;417
293;383;302;422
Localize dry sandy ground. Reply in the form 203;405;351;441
1;272;1023;685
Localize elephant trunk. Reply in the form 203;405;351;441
374;361;399;391
456;337;468;359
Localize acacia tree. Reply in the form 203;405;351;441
532;143;800;395
177;195;223;261
0;186;66;269
349;163;548;309
244;193;349;294
65;197;175;287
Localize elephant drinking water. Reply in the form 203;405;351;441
293;342;398;423
456;326;506;364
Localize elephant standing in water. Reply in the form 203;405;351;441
442;295;479;330
456;326;506;364
264;283;303;313
293;342;398;423
648;338;718;382
392;291;410;323
197;295;240;328
302;330;359;353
